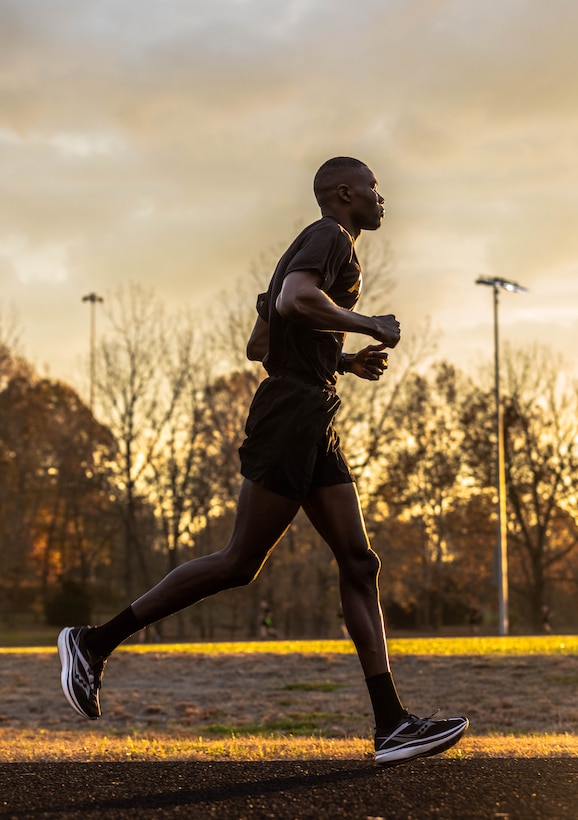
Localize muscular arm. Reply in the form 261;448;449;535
276;270;400;348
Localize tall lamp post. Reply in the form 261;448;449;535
475;276;527;636
82;292;104;413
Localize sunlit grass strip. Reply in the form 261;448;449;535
118;636;578;656
0;729;576;762
1;635;576;655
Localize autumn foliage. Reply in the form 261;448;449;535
1;293;577;638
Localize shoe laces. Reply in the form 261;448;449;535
406;709;440;728
376;709;442;742
409;709;439;722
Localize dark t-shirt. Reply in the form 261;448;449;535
257;216;362;386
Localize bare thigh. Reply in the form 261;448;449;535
222;478;302;576
302;482;372;566
132;479;301;622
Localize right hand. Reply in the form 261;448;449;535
349;344;389;381
372;314;401;348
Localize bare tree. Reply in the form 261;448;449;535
502;345;578;630
96;284;198;603
461;343;578;630
370;362;473;628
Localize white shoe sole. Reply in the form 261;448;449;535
375;719;469;765
57;627;98;720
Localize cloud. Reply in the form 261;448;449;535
0;0;576;383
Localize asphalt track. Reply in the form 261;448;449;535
1;758;577;819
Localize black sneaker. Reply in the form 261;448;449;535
375;713;469;765
57;626;107;720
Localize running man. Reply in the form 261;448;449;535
58;157;468;765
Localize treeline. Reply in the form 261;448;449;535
1;286;577;638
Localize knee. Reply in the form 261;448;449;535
232;562;260;588
219;550;262;589
343;547;381;590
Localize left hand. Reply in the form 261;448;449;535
349;343;389;381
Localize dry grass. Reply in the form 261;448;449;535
0;638;576;762
0;729;577;762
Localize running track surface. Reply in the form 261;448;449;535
2;758;577;818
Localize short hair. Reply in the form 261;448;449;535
313;157;368;205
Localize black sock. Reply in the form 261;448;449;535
365;671;408;731
84;605;143;658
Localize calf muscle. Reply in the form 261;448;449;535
132;480;300;624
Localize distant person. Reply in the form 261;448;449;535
259;601;277;639
541;605;553;635
468;605;482;635
58;156;468;765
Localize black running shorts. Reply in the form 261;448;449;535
239;375;355;499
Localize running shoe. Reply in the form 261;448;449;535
57;626;107;720
375;713;469;765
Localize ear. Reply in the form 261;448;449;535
336;183;351;203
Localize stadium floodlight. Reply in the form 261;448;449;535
475;276;528;636
475;276;528;294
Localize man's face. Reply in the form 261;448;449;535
348;165;385;232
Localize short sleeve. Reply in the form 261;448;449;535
285;222;353;292
256;292;269;321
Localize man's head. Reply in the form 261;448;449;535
313;157;369;206
313;156;385;236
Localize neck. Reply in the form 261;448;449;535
321;208;360;240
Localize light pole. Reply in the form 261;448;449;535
475;276;527;636
82;292;104;413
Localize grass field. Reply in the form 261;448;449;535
1;636;576;762
1;634;576;655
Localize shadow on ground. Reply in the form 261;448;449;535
2;758;577;819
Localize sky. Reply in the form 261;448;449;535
1;0;577;396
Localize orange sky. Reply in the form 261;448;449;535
1;0;577;394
